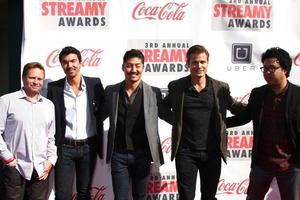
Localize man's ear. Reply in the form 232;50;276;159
284;69;288;76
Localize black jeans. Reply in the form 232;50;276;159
0;162;4;198
246;165;300;200
55;143;97;200
175;148;221;200
111;151;152;200
3;166;48;200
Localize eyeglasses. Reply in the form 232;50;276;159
260;65;281;73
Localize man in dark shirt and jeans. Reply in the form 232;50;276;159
227;47;300;200
163;45;244;200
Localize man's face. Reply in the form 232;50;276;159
22;68;44;96
123;57;144;84
262;57;287;86
61;53;82;79
187;52;208;79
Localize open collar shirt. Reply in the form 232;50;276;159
64;77;94;140
0;89;57;180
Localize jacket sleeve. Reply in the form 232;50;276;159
155;87;173;125
162;81;175;110
46;83;53;101
93;78;105;159
223;83;247;115
100;86;111;122
226;89;254;128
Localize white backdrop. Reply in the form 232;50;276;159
22;0;300;199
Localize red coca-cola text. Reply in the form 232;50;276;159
217;179;249;195
234;93;250;104
132;2;188;20
161;137;172;154
46;49;103;68
294;53;300;66
70;186;107;200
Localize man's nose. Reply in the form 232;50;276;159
195;63;202;69
131;66;137;72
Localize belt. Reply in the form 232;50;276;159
64;138;89;147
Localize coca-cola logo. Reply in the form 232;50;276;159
217;179;249;195
132;2;188;20
234;93;250;104
294;53;300;66
46;49;103;68
70;186;107;200
161;137;171;154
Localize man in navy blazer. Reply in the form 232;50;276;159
227;47;300;200
101;49;172;200
47;46;104;200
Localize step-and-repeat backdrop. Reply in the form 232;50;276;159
22;0;300;199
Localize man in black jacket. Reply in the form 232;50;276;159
47;46;104;200
227;47;300;200
163;45;244;200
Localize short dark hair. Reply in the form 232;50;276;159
123;49;144;64
22;62;45;77
186;45;210;63
261;47;292;77
59;46;82;63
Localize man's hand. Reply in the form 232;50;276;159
39;161;53;180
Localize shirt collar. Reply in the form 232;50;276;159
121;80;143;91
266;81;289;97
187;75;211;91
20;88;43;102
64;76;86;92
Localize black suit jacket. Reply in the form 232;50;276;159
47;76;104;156
163;75;245;162
227;82;300;167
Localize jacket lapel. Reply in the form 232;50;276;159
56;79;66;117
142;81;150;116
84;77;94;115
111;83;121;127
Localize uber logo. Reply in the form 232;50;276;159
231;43;252;64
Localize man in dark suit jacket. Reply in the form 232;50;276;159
163;45;244;200
227;47;300;200
47;46;104;200
101;49;172;200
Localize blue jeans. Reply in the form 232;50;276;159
246;165;300;200
55;143;97;200
111;151;152;200
175;148;221;200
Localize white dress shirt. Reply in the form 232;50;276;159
0;89;57;180
64;77;94;140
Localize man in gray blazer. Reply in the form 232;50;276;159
102;49;172;200
163;45;244;200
